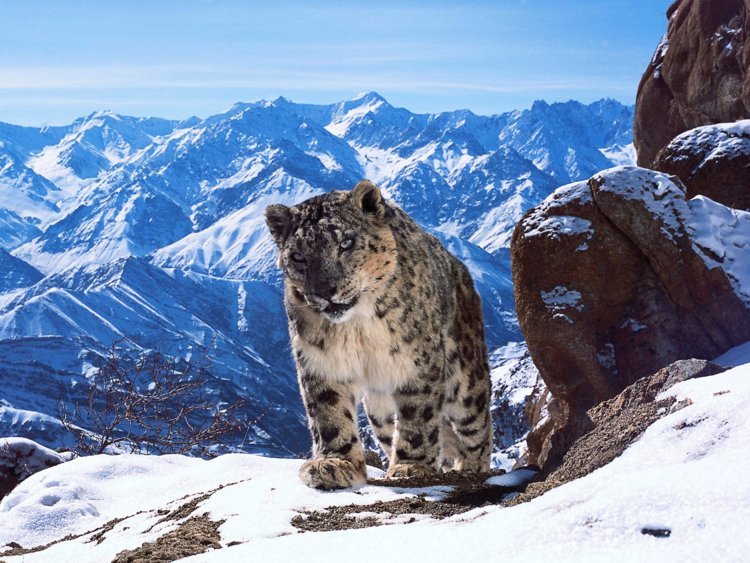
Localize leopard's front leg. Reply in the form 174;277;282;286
386;367;443;479
298;369;366;490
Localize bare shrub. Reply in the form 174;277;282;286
60;340;244;457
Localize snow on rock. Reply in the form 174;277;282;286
654;119;750;212
521;180;594;242
688;195;750;306
592;165;689;240
2;363;750;561
540;285;584;324
665;119;750;163
633;0;750;166
0;437;71;499
485;466;540;488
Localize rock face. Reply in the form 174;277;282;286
511;165;750;469
634;0;750;167
654;120;750;211
510;359;727;502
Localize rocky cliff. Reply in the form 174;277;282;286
634;0;750;167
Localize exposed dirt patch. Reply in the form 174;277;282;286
112;513;224;563
367;469;503;489
292;469;530;532
87;517;130;545
142;480;245;535
1;516;132;559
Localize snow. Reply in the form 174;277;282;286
521;180;594;243
598;142;636;166
723;119;750;136
540;285;584;324
621;317;647;333
484;467;539;488
489;342;538;402
596;342;617;372
325;96;385;138
663;120;750;167
715;340;750;367
687;195;750;306
153;185;321;282
524;215;592;240
488;342;545;469
593;166;689;240
0;437;71;480
2;362;750;561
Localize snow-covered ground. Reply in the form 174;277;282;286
2;354;749;562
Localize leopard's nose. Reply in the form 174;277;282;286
312;283;337;301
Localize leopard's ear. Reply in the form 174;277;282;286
351;180;386;218
264;204;292;245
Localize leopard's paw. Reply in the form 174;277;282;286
299;458;366;490
384;462;436;480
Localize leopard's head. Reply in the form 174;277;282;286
265;180;397;323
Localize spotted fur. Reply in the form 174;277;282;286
266;180;492;489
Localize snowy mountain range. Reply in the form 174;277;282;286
0;92;635;462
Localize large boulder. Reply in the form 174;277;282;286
511;165;750;469
634;0;750;167
654;120;750;211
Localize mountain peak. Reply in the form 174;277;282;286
78;110;122;125
530;99;550;112
271;95;292;106
352;91;387;104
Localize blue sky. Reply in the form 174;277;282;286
0;1;671;125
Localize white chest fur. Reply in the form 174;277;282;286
294;302;418;394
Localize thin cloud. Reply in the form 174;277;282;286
0;65;634;95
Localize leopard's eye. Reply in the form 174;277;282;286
291;251;305;263
340;237;355;251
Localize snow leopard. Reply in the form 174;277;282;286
265;180;492;489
